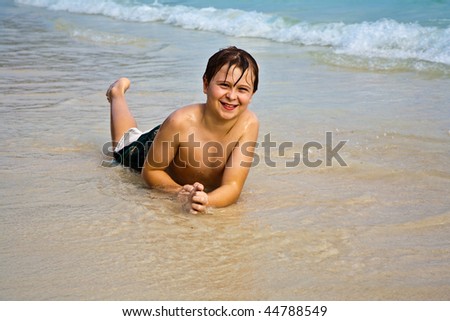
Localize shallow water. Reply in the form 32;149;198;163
1;1;450;300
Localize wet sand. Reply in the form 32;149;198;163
1;2;449;300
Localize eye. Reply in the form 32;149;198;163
219;82;230;88
238;87;250;92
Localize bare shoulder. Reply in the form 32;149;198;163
243;109;259;125
162;103;202;130
239;109;259;133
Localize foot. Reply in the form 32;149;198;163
106;77;131;103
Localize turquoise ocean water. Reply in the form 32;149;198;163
13;0;450;73
1;0;450;300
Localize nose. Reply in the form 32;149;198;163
226;88;237;100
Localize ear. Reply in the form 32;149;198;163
202;76;208;94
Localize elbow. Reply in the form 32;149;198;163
141;166;157;188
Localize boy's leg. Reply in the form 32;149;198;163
106;77;138;148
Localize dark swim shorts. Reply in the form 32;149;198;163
113;125;161;172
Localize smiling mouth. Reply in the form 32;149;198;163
221;101;238;111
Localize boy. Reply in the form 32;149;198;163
107;46;259;214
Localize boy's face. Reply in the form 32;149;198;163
203;64;255;120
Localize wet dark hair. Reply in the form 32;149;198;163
203;46;259;93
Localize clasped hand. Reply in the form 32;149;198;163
178;182;209;214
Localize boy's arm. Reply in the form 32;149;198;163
206;118;259;208
141;114;181;193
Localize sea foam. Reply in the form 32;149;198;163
16;0;450;68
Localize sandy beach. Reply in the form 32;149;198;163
1;0;449;300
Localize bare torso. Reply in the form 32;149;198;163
163;104;256;191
